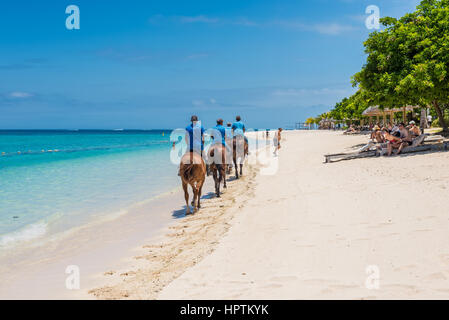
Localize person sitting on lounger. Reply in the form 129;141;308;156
399;123;413;143
345;125;356;133
371;125;385;142
374;127;386;143
385;123;413;156
408;121;421;137
383;128;402;156
396;123;414;154
390;124;401;137
386;124;393;133
370;125;380;140
369;125;384;143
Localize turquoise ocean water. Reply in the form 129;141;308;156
0;130;181;248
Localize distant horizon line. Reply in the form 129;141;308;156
0;128;174;131
0;127;295;131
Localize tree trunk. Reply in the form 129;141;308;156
420;108;427;134
433;101;448;133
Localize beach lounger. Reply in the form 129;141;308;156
324;135;448;163
324;150;378;163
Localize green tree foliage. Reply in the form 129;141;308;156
320;0;449;133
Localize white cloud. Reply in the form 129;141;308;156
9;91;33;98
179;15;219;24
192;99;204;106
312;23;357;35
272;88;350;96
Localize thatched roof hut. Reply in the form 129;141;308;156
362;105;420;123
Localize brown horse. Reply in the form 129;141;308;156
179;152;206;214
232;136;249;179
207;144;227;197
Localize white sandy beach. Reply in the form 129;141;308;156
86;130;449;300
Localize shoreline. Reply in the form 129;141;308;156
0;131;271;299
0;184;191;299
88;143;266;299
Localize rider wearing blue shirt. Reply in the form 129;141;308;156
225;123;233;145
185;115;205;154
212;119;226;146
231;115;246;137
232;115;249;145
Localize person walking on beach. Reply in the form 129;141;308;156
273;128;283;156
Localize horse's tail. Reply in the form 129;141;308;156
182;164;195;181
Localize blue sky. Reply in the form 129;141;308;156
0;0;420;129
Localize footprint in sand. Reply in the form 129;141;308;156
329;284;359;290
302;279;337;285
439;254;449;266
361;296;378;300
263;283;283;289
425;272;447;281
269;276;298;282
384;232;400;237
411;229;432;233
383;284;420;293
393;264;416;272
436;288;449;294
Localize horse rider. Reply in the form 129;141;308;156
232;115;248;154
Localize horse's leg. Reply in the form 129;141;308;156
213;168;220;197
221;150;227;189
216;167;222;196
240;163;243;176
192;186;199;213
191;183;196;206
197;182;203;209
234;158;239;179
222;165;227;189
182;181;190;215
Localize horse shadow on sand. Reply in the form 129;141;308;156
171;191;218;219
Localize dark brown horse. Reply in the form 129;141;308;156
179;152;206;214
232;136;249;179
207;144;227;197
